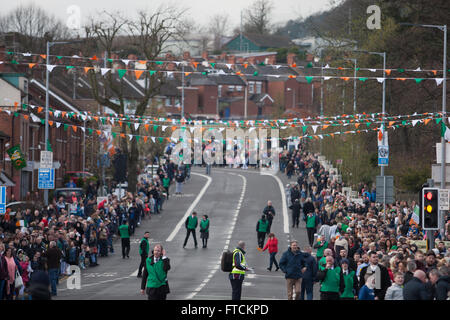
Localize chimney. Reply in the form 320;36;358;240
202;50;209;61
287;53;296;67
183;51;191;61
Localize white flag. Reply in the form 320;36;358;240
46;65;57;72
101;68;111;76
435;78;444;86
445;126;450;142
377;78;385;83
134;123;140;131
151;137;156;143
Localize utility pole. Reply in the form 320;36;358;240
182;63;185;119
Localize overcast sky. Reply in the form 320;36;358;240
3;0;333;34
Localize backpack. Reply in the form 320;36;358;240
221;250;234;272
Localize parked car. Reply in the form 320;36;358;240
66;171;94;184
54;188;85;203
5;202;36;216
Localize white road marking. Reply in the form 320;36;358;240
186;173;247;300
166;172;212;242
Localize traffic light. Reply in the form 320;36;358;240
421;188;439;230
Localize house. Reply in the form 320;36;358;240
224;33;293;53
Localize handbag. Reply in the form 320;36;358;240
15;269;24;289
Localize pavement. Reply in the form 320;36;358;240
54;166;321;300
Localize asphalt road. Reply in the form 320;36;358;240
55;166;319;300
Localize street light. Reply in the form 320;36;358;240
44;39;83;206
399;23;447;248
344;58;357;114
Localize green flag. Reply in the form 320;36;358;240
47;139;53;152
6;145;27;170
305;76;313;84
118;69;127;79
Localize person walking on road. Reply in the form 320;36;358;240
200;215;210;248
256;215;269;249
43;241;62;297
305;210;319;247
300;246;318;300
261;233;279;272
183;211;198;249
316;255;344;300
175;170;185;195
339;258;359;300
279;240;306;300
263;201;276;233
118;220;131;259
289;199;301;228
140;244;171;300
163;174;171;200
137;232;151;278
229;241;249;300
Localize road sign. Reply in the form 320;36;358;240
40;151;53;168
378;145;389;166
439;189;450;210
38;168;55;189
0;186;6;214
376;176;394;204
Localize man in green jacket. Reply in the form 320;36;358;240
183;211;198;248
118;221;131;259
163;174;171;200
316;256;345;300
140;244;171;300
256;215;269;249
137;231;150;278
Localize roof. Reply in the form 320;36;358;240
209;74;246;86
244;33;293;49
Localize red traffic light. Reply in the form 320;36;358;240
426;192;433;201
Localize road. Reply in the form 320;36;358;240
55;166;318;300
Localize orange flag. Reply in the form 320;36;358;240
118;121;123;127
192;62;199;68
91;55;98;61
355;123;360;128
48;121;53;126
424;118;432;125
396;78;406;81
84;67;93;74
291;63;297;68
135;70;144;79
389;121;395;127
243;63;248;69
322;125;329;129
37;107;43;113
40;54;47;60
172;126;177;131
23;115;29;120
72;126;77;132
144;124;149;131
143;136;148;143
185;72;191;77
139;60;147;65
385;69;392;75
29;63;36;69
61;112;67;118
288;75;296;79
432;70;437;75
120;133;125;138
341;77;350;81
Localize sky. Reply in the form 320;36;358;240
2;0;333;34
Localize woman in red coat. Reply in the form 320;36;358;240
262;233;279;271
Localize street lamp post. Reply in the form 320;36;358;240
44;40;83;206
400;23;447;249
344;58;357;114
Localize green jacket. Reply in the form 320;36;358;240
185;215;198;230
318;266;344;293
340;270;357;298
144;256;170;289
315;241;328;259
306;215;317;228
118;224;130;238
139;237;150;256
257;219;269;233
163;177;170;188
200;219;209;232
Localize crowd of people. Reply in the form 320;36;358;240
0;159;189;300
276;145;450;300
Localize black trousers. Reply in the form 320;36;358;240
121;238;130;258
306;228;316;247
138;254;147;276
183;229;197;247
292;213;299;227
147;286;168;300
230;278;244;300
320;291;340;300
257;232;266;248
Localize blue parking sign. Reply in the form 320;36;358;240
378;146;389;167
0;186;5;214
38;168;55;189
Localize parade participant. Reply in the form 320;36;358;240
118;220;131;259
256;215;269;249
183;211;198;249
137;232;151;278
199;215;210;249
140;244;170;300
262;233;279;272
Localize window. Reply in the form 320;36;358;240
165;98;172;107
248;82;255;94
218;85;222;98
228;85;235;92
256;82;262;94
236;86;242;92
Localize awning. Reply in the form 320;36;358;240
0;171;15;187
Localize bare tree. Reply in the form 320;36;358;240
84;7;188;192
243;0;274;35
208;14;230;52
0;3;72;52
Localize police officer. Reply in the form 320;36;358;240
137;231;150;278
230;241;250;300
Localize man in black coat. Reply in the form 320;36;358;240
358;251;391;300
263;201;276;233
289;199;301;228
403;270;432;300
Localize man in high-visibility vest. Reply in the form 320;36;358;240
229;241;249;300
137;232;150;278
